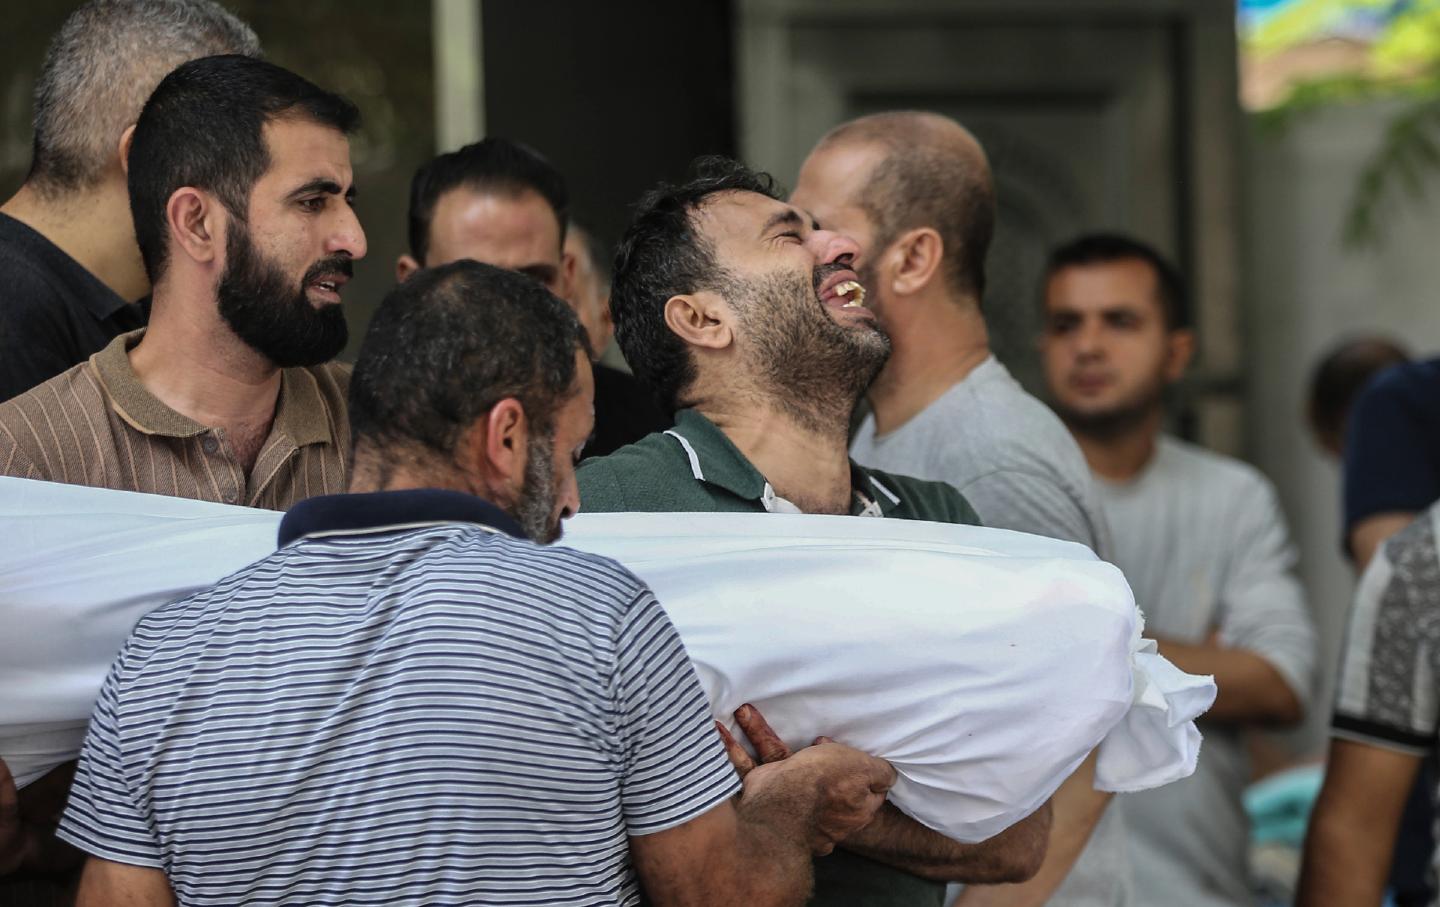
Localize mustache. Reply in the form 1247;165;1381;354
812;262;850;296
303;255;354;283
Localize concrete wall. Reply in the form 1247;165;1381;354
1245;100;1440;750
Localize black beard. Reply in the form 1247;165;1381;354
217;224;350;368
515;430;561;544
1052;387;1164;442
729;266;891;438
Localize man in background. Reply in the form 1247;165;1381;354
0;0;260;402
792;109;1124;907
397;138;666;457
1040;232;1316;907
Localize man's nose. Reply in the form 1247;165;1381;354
328;206;367;260
811;228;861;267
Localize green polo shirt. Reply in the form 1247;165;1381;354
578;408;979;907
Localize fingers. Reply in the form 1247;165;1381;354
715;721;756;778
735;703;791;763
867;756;898;793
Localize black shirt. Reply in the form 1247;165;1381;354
0;212;146;402
586;362;670;458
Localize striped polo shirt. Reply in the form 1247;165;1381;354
0;328;349;508
57;489;739;906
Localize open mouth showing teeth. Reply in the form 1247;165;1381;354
834;280;866;308
315;281;339;293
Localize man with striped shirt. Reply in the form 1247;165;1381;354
578;158;1051;906
0;55;363;509
58;260;897;906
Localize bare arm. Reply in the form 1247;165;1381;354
632;731;895;907
732;705;1049;884
1154;637;1303;726
1349;512;1417;571
1295;739;1421;907
953;752;1110;905
75;857;175;907
0;758;83;877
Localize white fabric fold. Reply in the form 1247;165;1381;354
0;478;1214;842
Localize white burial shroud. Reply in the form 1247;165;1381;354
0;477;1215;843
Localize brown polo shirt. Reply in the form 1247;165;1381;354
0;329;350;508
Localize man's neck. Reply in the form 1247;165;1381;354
867;292;990;436
699;400;854;515
2;180;150;303
129;283;283;462
1069;408;1164;483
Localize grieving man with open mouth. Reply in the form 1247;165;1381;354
0;54;364;510
578;157;1053;905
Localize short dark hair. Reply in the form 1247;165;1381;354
349;260;589;463
127;55;360;283
1307;336;1410;452
611;156;780;413
1045;232;1191;330
28;0;260;195
407;138;568;263
819;112;996;300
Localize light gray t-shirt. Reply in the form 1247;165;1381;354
1099;436;1318;907
850;355;1129;907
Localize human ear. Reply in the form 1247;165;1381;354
395;254;421;283
663;292;733;352
1165;328;1196;382
890;227;945;297
166;188;222;268
482;398;529;499
118;125;137;176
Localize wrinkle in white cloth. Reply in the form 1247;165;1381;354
0;478;1214;842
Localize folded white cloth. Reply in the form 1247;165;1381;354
0;478;1214;842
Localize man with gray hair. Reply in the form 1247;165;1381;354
0;0;259;402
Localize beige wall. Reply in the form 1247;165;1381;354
1245;100;1440;751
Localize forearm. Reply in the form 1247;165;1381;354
841;799;1051;884
727;793;816;906
1295;802;1391;906
953;755;1110;906
1154;639;1303;725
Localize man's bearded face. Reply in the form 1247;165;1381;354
217;220;351;368
726;260;891;427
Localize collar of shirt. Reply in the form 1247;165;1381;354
0;212;135;321
92;329;333;447
278;488;526;546
666;408;902;517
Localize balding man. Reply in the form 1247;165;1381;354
792;112;1129;906
0;0;259;402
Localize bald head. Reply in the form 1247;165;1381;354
801;111;996;301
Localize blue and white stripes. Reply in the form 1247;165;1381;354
59;518;738;905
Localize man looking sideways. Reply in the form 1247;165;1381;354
0;55;364;507
0;0;260;402
58;260;895;906
1040;233;1315;907
578;157;1051;906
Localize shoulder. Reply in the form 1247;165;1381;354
1157;436;1273;496
867;466;982;525
579;430;696;512
0;361;103;452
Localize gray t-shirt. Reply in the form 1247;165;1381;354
1099;436;1317;907
850;355;1129;907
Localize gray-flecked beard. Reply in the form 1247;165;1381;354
515;430;561;544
